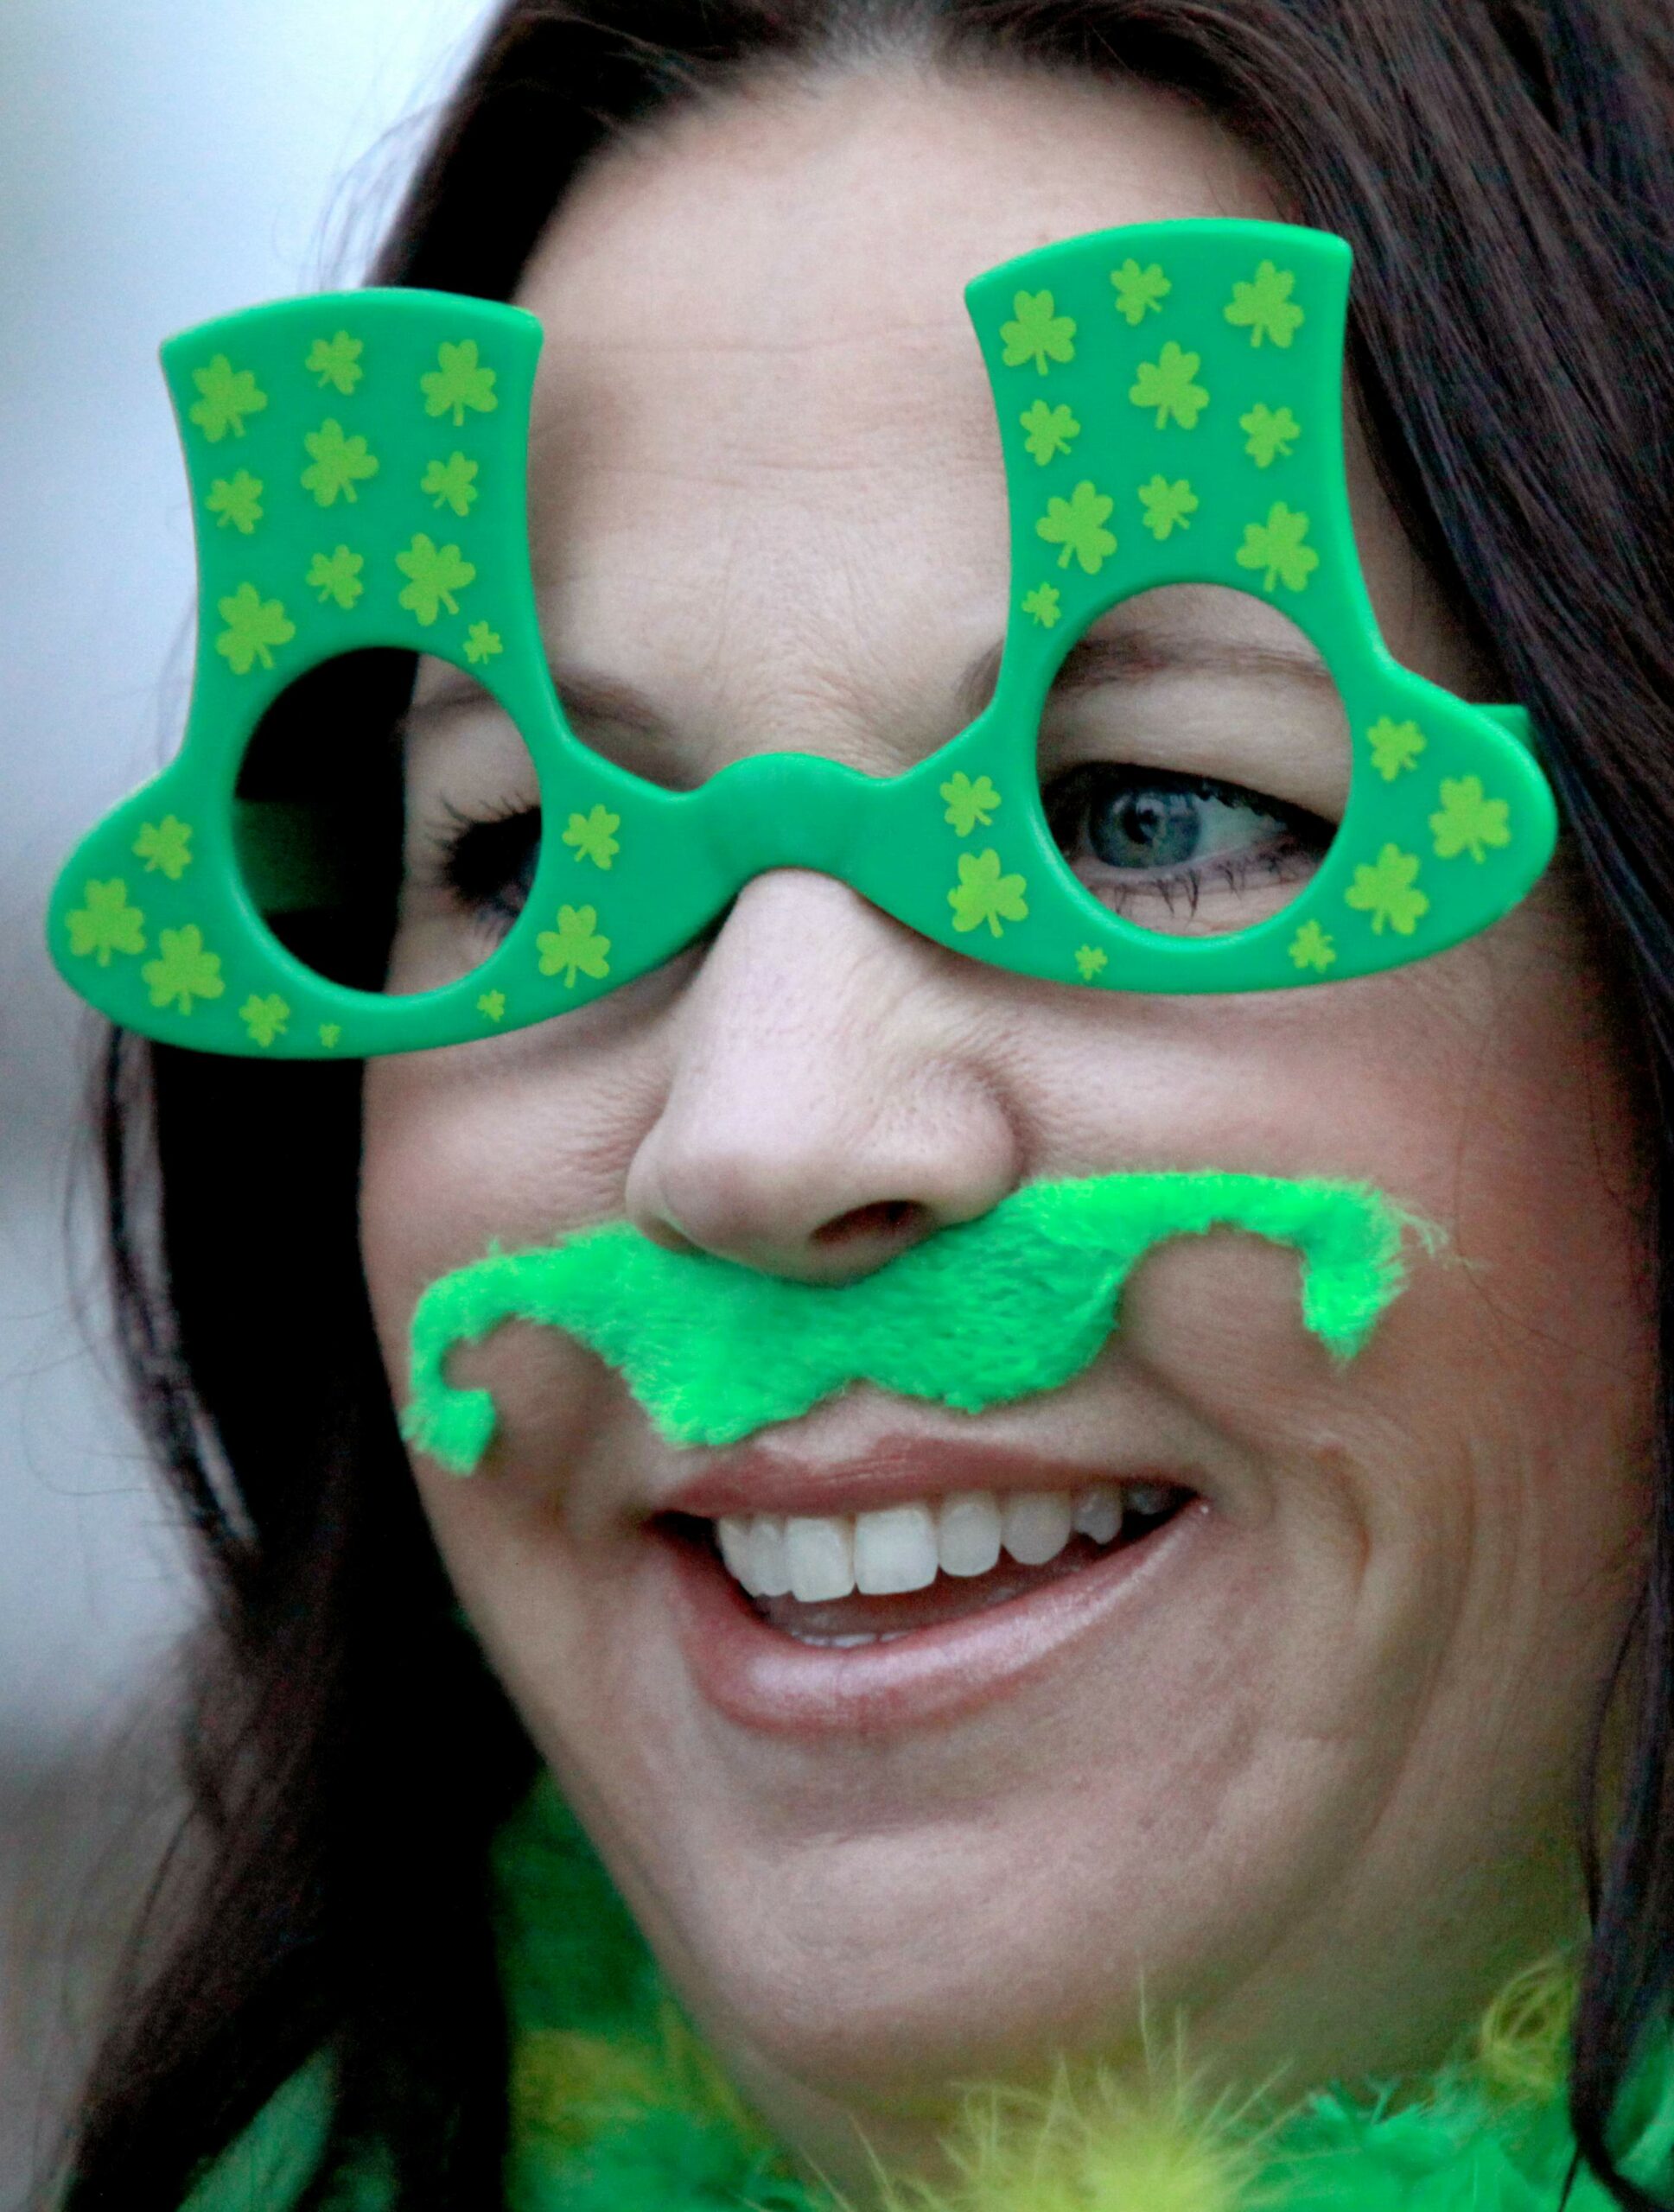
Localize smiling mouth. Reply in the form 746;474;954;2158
663;1481;1194;1644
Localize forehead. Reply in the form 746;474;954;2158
508;67;1284;747
519;63;1276;359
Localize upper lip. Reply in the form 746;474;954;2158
654;1433;1200;1522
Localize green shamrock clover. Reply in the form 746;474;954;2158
1430;775;1512;861
1367;715;1426;781
940;772;1001;836
422;452;479;517
1073;944;1109;981
948;849;1028;938
307;546;366;610
188;355;267;442
1129;341;1208;429
463;621;503;664
67;879;144;965
1345;845;1429;936
1022;583;1061;628
421;339;498;426
216;584;295;674
1240;403;1300;467
302;419;379;507
536;904;612;986
1000;291;1076;375
207;471;264;534
476;990;506;1021
239;993;290;1047
132;816;193;880
306;331;364;396
1036;481;1117;575
1137;474;1198;541
563;804;621;869
1235;502;1319;593
396;534;475;626
1288;918;1336;973
1110;258;1170;326
1019;400;1080;466
142;924;225;1013
1225;261;1304;347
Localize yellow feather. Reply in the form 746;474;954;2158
868;2036;1268;2212
512;1998;766;2152
1472;1950;1577;2107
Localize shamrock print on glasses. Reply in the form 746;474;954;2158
46;219;1556;1056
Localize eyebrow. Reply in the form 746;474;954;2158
960;629;1338;717
406;626;1337;749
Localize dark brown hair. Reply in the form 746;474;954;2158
64;3;1674;2206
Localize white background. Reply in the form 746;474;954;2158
0;4;496;2196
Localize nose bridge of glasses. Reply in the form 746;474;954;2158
699;747;879;883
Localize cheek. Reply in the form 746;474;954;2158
1054;870;1647;1470
1117;907;1653;1687
358;1033;660;1451
1377;913;1652;1472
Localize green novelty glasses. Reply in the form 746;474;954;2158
47;219;1556;1058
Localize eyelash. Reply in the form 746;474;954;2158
1098;840;1312;918
1041;761;1332;917
425;796;542;930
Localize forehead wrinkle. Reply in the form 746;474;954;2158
526;257;993;475
519;423;1007;769
529;619;986;782
531;358;990;491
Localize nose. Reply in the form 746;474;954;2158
623;869;1023;1283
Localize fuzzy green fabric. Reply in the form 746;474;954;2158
403;1172;1423;1469
182;1777;1674;2210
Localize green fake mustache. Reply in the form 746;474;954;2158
401;1172;1429;1473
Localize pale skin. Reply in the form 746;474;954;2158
359;61;1656;2196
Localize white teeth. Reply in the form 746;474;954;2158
786;1515;856;1603
747;1514;792;1599
1001;1489;1074;1567
939;1491;1003;1578
714;1479;1168;1604
717;1516;753;1585
786;1629;911;1647
1073;1485;1123;1547
854;1503;939;1594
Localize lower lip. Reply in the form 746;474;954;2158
663;1502;1213;1735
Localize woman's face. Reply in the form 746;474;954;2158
360;63;1654;2187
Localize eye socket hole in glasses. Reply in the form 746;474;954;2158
233;652;544;999
1034;585;1349;940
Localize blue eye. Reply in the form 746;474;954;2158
1043;762;1331;921
1085;775;1209;869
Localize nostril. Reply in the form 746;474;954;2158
812;1198;925;1249
640;1219;699;1256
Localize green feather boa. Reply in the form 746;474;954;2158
186;1778;1674;2210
